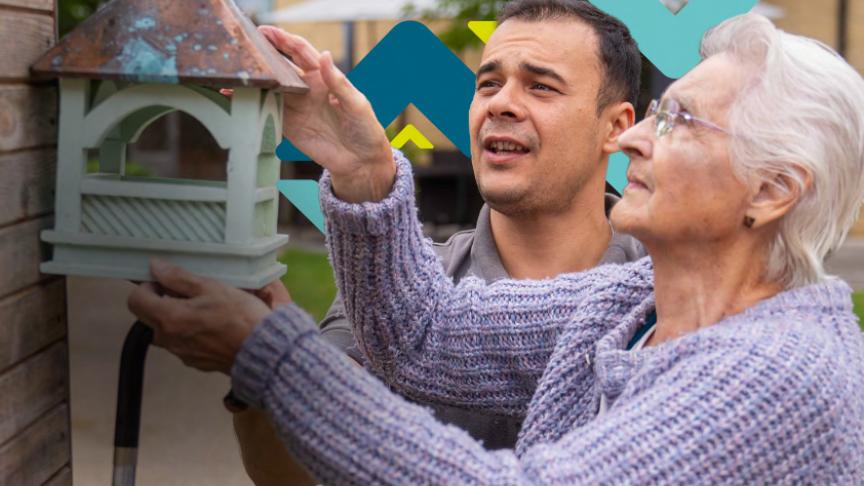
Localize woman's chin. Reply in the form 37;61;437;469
609;204;647;237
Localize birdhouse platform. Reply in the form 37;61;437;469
31;0;308;288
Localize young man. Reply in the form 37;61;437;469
313;0;644;450
169;0;644;482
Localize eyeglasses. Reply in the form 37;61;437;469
645;98;731;139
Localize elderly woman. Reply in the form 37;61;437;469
129;13;864;484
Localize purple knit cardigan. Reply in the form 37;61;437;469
232;151;864;484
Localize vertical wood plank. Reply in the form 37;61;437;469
0;1;54;12
0;343;68;444
42;466;72;486
0;405;70;486
0;10;54;80
0;216;53;299
0;85;58;153
0;149;57;227
0;279;66;371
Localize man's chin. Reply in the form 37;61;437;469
480;187;534;215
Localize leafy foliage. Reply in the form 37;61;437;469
58;0;106;37
405;0;509;51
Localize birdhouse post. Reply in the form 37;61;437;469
31;0;307;288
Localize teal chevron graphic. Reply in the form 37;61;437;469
276;21;474;161
591;0;758;79
276;3;757;233
276;180;325;233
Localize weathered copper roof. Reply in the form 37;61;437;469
32;0;307;91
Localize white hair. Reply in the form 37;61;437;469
701;13;864;288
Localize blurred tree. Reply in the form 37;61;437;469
58;0;106;38
406;0;509;51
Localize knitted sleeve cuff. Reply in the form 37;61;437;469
318;148;416;237
230;303;319;409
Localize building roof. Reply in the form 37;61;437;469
32;0;307;91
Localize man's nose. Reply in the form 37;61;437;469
618;118;654;161
487;83;526;120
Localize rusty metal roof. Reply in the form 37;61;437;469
31;0;307;92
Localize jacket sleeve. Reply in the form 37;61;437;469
231;305;846;485
319;149;651;416
317;291;363;363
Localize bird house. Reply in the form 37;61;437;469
31;0;307;288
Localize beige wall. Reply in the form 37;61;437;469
771;0;864;234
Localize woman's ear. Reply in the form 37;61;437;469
602;101;636;155
745;166;813;229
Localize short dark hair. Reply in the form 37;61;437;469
498;0;641;113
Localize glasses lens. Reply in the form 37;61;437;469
656;112;672;137
646;99;658;118
655;99;679;138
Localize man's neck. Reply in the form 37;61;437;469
488;194;612;280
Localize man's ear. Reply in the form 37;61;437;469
601;101;635;155
746;166;813;229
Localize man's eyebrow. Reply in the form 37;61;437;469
477;60;501;77
520;62;566;85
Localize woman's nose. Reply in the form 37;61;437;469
618;119;654;161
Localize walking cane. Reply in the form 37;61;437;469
112;321;153;486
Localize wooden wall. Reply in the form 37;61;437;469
0;1;72;484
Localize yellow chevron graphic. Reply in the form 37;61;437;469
468;21;497;44
390;124;434;150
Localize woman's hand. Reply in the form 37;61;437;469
258;25;396;203
127;260;273;374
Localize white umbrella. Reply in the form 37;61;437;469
260;0;444;24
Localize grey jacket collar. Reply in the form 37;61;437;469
465;196;646;283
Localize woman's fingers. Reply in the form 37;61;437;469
319;50;364;111
258;25;322;73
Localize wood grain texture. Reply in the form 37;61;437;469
0;404;70;486
0;342;68;445
0;216;53;299
0;1;54;12
0;85;58;153
0;278;66;371
0;148;56;227
0;10;54;80
42;466;71;486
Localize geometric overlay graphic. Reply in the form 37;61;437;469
276;180;324;232
390;124;434;150
591;0;758;78
277;1;760;230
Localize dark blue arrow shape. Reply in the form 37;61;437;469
276;21;475;161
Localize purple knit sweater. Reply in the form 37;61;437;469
232;151;864;484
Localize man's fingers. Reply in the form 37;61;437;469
149;259;208;298
258;25;321;73
319;50;363;111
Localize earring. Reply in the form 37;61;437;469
744;216;755;228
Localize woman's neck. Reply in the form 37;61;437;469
645;238;783;347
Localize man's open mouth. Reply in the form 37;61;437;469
484;139;530;154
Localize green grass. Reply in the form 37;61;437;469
278;248;337;322
854;292;864;332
